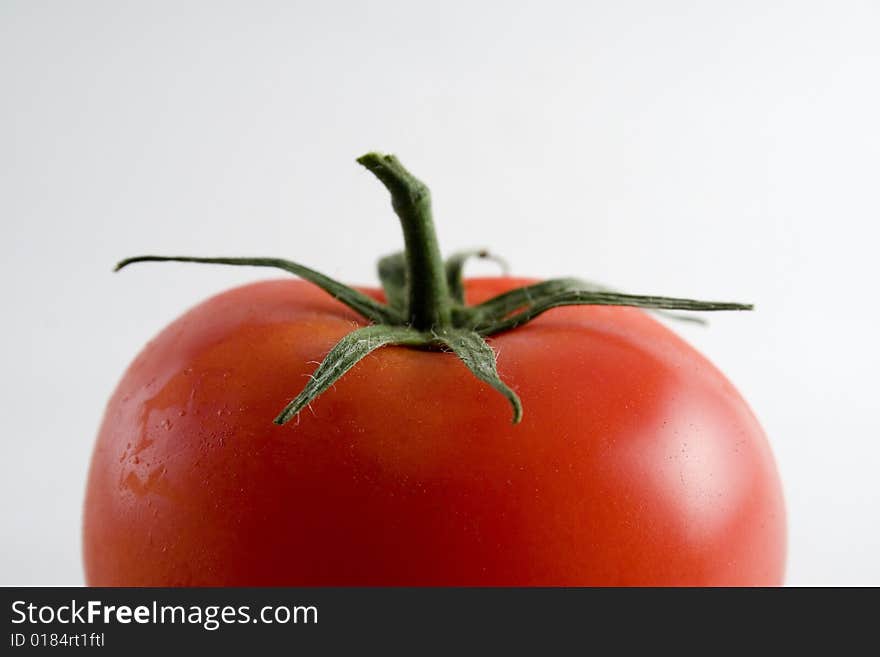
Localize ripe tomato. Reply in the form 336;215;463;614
83;276;785;585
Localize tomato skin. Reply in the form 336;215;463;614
83;277;785;586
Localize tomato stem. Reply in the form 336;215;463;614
114;151;755;426
356;153;453;331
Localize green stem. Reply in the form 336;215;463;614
113;151;756;427
357;153;452;330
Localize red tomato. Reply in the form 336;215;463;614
83;276;785;585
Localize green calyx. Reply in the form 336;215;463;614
116;151;753;426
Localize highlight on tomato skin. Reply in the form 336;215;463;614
84;152;785;586
83;278;785;586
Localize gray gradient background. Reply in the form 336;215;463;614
2;0;878;585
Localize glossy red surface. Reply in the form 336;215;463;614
84;278;785;585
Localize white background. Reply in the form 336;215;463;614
2;0;878;586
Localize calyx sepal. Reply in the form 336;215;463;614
116;152;753;426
